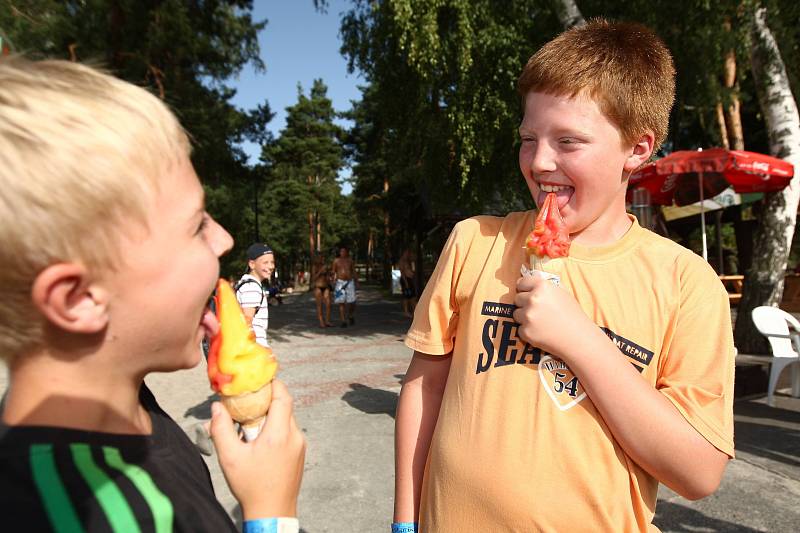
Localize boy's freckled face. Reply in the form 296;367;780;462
518;92;637;243
106;157;233;373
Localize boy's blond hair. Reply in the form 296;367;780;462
0;57;190;360
517;18;675;152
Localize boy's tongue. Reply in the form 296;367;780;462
201;308;219;338
539;187;572;210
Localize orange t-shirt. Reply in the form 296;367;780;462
405;211;735;532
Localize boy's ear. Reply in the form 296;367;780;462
31;263;109;334
623;131;656;173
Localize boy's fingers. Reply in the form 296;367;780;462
513;291;528;309
209;402;241;455
269;378;292;406
261;379;294;436
518;270;549;290
517;275;536;292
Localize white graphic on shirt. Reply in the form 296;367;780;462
538;355;586;411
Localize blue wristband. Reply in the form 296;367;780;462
391;522;418;533
243;517;299;533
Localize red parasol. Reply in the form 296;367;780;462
628;148;793;206
627;148;794;260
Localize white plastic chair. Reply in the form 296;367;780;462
751;306;800;406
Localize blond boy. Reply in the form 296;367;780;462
0;57;304;532
395;20;734;532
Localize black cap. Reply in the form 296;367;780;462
246;243;273;261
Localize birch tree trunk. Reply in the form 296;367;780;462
734;6;800;353
551;0;585;30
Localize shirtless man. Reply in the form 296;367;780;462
332;246;357;327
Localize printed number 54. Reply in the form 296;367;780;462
553;372;579;397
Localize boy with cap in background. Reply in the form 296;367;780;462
236;243;275;347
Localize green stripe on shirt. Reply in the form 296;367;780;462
103;446;173;533
29;444;86;533
70;443;141;533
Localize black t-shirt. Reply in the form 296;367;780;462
0;385;237;532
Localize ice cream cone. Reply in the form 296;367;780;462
221;382;273;441
524;255;562;286
523;193;569;286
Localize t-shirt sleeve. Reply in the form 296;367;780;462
236;282;263;309
405;219;476;356
657;254;735;458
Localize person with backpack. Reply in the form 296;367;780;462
236;243;274;347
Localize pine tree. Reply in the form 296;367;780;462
261;80;347;274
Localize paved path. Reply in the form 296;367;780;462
149;285;410;532
3;284;800;531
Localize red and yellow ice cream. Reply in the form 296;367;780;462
207;278;277;439
523;192;571;280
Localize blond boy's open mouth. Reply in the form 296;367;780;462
201;304;219;339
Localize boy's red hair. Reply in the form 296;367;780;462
518;18;675;151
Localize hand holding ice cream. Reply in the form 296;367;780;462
206;279;305;519
209;379;305;519
207;278;278;441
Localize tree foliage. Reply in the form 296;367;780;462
0;0;272;275
341;0;566;220
340;0;800;291
338;1;780;238
260;80;352;275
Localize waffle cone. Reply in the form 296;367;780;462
220;382;273;425
523;256;562;287
531;255;563;272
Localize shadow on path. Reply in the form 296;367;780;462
654;501;763;532
184;393;217;420
734;398;800;471
341;383;400;419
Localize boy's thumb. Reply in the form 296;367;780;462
209;402;240;454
